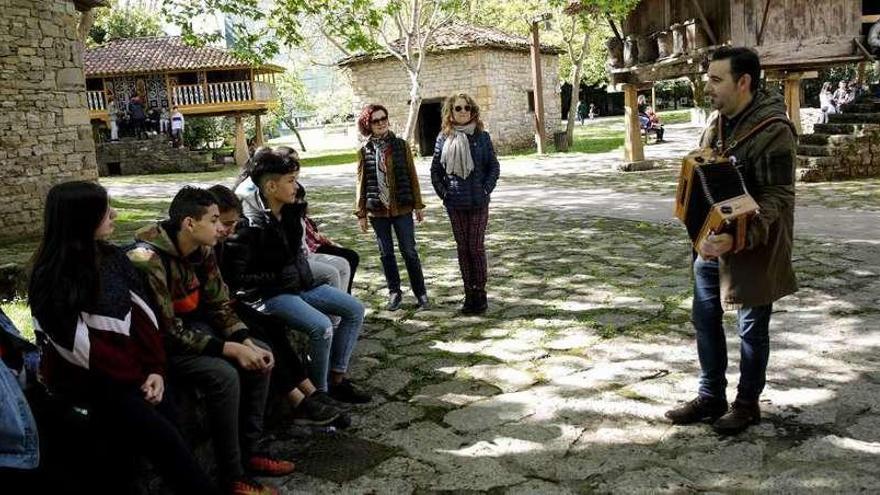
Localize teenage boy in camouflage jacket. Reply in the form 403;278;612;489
128;186;293;495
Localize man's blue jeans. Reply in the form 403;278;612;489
259;284;364;391
693;256;772;403
370;214;427;297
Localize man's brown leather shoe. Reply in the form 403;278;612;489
712;400;760;435
665;396;728;425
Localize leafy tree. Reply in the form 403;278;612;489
554;0;638;144
270;72;314;150
160;0;465;143
88;0;164;46
468;0;637;144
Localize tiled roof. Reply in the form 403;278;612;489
84;36;283;77
338;21;561;66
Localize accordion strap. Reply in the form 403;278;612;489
719;116;797;157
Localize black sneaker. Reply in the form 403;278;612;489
312;390;351;411
416;294;430;310
291;394;340;426
386;291;403;311
328;378;372;404
332;411;352;429
665;396;729;425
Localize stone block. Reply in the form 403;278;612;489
61;107;89;126
56;67;84;90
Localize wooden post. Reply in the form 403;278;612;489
254;114;264;147
651;85;657;109
250;68;256;101
623;83;644;162
200;71;209;105
234;114;248;169
165;73;174;108
530;20;547;154
783;74;802;136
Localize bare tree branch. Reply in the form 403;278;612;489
319;24;353;57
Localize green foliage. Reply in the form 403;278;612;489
159;0;386;62
183;117;233;150
271;72;316;130
468;0;638;88
89;0;164;46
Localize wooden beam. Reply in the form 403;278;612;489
756;37;859;66
623;84;644;163
610;54;708;85
729;0;746;46
605;13;623;43
254;114;264;147
765;70;818;81
757;0;772;46
688;0;717;46
864;15;880;24
783;75;802;136
164;73;173;108
234;115;248;169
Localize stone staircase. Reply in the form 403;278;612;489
797;94;880;182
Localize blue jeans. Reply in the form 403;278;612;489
693;256;772;403
259;284;364;391
370;214;427;297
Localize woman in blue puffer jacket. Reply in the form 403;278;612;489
430;92;500;314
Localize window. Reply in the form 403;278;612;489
527;90;535;112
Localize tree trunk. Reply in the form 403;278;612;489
688;75;709;125
281;118;307;152
565;31;590;144
402;68;422;144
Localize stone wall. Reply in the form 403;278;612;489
346;48;561;154
798;125;880;182
482;49;560;152
97;137;218;176
0;0;98;241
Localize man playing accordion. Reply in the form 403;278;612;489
666;47;798;435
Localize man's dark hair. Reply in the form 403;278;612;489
250;148;300;190
208;184;242;214
711;46;761;93
169;186;218;226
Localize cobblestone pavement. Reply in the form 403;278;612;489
104;125;880;493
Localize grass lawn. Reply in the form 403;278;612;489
510;109;694;157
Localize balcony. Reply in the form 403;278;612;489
87;81;277;120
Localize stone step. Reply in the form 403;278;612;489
797;144;832;157
839;102;880;113
799;133;833;145
801;133;858;146
827;112;880;124
797;155;836;170
812;123;860;135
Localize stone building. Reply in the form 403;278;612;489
339;22;562;155
0;0;103;241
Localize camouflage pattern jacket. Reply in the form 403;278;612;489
127;222;248;356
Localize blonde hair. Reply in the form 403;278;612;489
441;92;484;136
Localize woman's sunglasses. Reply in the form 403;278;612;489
370;116;389;124
454;105;472;112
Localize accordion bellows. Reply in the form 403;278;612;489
674;149;759;253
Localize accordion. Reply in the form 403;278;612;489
674;148;759;253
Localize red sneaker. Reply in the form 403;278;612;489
247;454;296;477
230;477;279;495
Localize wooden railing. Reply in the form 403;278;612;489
87;90;106;111
86;81;276;114
172;81;277;107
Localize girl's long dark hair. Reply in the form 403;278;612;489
28;181;109;318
